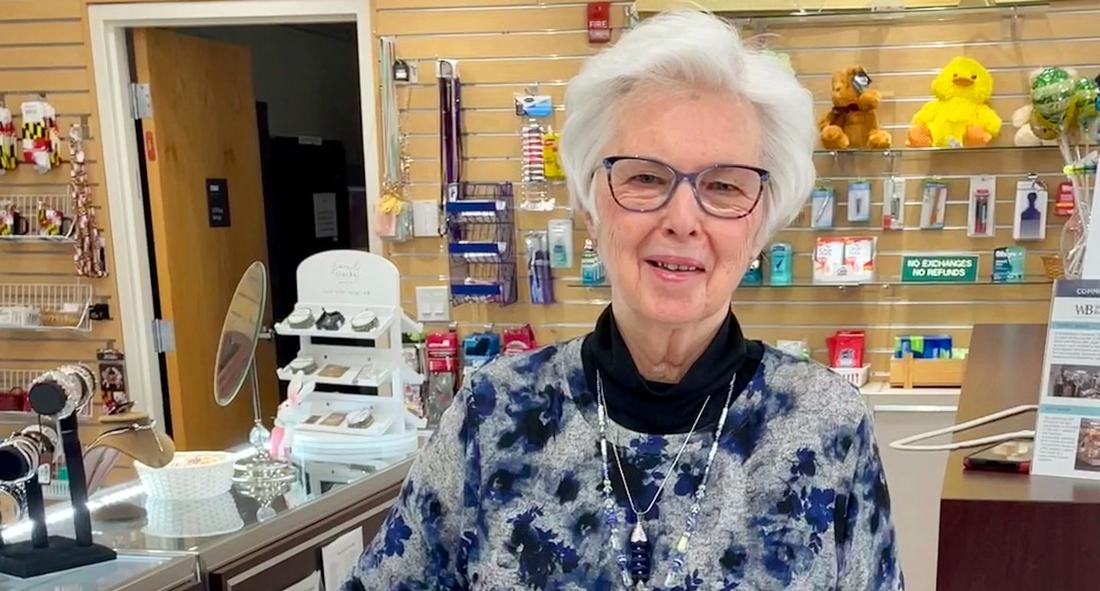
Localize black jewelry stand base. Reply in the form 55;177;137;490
0;537;117;578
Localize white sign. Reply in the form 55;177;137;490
1032;280;1100;480
313;193;338;240
321;527;364;590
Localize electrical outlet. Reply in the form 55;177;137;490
412;201;441;237
416;286;450;322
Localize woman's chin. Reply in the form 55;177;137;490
635;293;708;326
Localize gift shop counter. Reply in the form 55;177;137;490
937;324;1100;591
0;448;416;590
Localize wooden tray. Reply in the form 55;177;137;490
888;354;966;388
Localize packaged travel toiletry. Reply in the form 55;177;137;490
1055;181;1075;217
1014;178;1048;241
526;231;554;304
580;238;604;286
894;335;953;359
813;236;875;284
827;330;866;368
847;180;871;222
882;176;906;231
811;186;835;229
547;219;574;269
741;255;764;286
992;246;1026;282
920;178;947;229
967;175;996;237
769;243;793;285
775;339;810;359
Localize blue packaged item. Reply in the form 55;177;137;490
769;243;793;286
463;331;501;369
741;256;764;286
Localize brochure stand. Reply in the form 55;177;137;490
273;251;424;454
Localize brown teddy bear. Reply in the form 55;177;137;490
819;66;892;150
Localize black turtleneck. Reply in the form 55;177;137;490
581;306;762;435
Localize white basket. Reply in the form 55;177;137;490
830;365;871;387
144;493;244;538
135;451;235;500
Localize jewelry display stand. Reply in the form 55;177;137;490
0;382;115;578
274;251;424;456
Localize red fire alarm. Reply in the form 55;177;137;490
587;2;611;44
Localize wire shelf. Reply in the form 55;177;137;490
0;283;93;332
0;194;74;242
447;182;518;306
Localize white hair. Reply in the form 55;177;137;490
560;11;816;250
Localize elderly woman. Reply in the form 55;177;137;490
344;11;901;591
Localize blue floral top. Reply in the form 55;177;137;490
342;339;903;590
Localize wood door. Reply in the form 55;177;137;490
132;29;279;451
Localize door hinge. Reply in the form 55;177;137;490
152;318;175;353
130;83;153;120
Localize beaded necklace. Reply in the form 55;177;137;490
596;372;737;589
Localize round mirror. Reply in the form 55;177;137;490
214;262;268;407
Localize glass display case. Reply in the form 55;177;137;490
0;553;199;591
0;447;418;590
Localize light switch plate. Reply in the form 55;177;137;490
412;201;440;237
415;285;450;322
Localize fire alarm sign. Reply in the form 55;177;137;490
587;2;611;44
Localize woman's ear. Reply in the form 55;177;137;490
582;209;597;240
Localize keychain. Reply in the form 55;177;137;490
0;104;16;173
20;98;61;174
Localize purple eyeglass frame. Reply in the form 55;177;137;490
600;155;770;219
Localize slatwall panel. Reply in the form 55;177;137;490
378;0;1100;378
0;0;120;419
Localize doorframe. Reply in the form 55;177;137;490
88;1;382;426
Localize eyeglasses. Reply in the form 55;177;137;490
600;156;770;219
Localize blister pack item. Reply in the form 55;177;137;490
426;372;455;426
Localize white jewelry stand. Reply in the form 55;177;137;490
273;251;424;443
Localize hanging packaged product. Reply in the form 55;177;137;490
547;219;574;269
438;59;462;229
0;105;16;173
1013;176;1048;241
740;255;764;286
463;330;501;374
502;324;538;356
810;185;835;229
847;180;871;223
20;99;61;174
967;175;996;238
377;191;413;242
70;125;108;278
580;238;604;286
919;178;948;229
768;243;793;286
96;348;133;415
516;92;555;212
1055;181;1075;217
526;231;555;305
378;37;413;243
813;236;876;284
992;246;1027;282
882;176;906;230
542;129;564;181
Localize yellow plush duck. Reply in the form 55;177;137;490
907;56;1002;148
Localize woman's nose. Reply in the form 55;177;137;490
661;179;703;237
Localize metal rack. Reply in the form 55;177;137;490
0;283;93;331
0;194;74;243
446;181;518;306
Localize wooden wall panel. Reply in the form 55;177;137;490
380;1;1097;380
0;1;122;424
